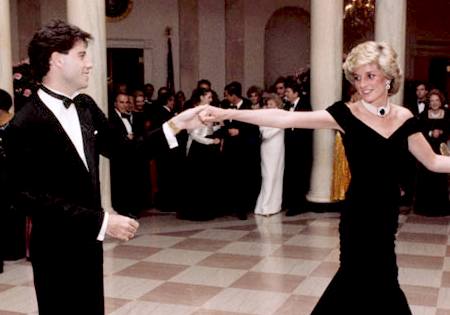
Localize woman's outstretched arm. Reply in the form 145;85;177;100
201;106;340;131
408;132;450;173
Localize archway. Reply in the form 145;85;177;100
264;7;310;89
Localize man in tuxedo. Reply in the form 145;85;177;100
0;89;14;274
150;92;183;211
109;93;146;216
407;82;429;118
399;82;429;209
6;20;206;315
283;81;313;216
221;81;261;220
273;76;289;108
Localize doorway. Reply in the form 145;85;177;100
107;47;144;99
429;57;450;96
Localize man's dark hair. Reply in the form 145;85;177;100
274;76;286;86
190;88;210;105
225;81;242;98
416;81;429;91
0;89;13;112
159;91;174;106
197;79;211;89
28;19;92;82
285;80;302;95
144;83;154;90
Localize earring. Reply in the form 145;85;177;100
385;80;391;90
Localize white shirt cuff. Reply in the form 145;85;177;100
97;211;109;241
162;122;179;149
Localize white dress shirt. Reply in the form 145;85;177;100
38;88;88;170
418;102;425;114
289;98;300;130
114;109;133;135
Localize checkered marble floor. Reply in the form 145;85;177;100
1;210;450;315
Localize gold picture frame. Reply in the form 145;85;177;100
106;0;133;22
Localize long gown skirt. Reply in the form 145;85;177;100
254;127;284;215
310;201;412;315
311;268;411;314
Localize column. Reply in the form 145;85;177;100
375;0;406;105
198;0;225;92
225;0;245;84
0;0;13;97
307;0;343;203
67;0;112;210
179;0;199;92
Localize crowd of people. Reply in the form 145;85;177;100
104;75;315;221
0;19;449;315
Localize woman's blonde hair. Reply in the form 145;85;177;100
343;41;402;96
264;93;283;109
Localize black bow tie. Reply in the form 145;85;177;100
40;85;74;108
121;112;132;120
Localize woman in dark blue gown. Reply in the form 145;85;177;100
202;41;450;314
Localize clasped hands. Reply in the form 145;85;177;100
169;105;228;131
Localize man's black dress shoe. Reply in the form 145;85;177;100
285;208;303;217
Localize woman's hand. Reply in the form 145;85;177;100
199;105;230;123
170;105;208;130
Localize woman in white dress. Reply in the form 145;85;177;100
254;94;285;215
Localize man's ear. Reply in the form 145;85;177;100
49;51;64;69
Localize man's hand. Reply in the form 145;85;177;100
432;129;443;138
106;214;139;241
199;105;228;123
171;105;208;130
228;128;239;136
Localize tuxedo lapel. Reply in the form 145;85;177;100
34;97;91;175
75;103;98;179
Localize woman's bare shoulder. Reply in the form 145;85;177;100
391;103;414;119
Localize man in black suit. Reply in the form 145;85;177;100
399;82;429;209
0;89;14;274
283;81;313;216
109;93;146;216
407;82;429;118
221;81;261;220
5;20;206;315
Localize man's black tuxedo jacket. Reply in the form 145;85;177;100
152;105;174;129
283;98;313;209
108;110;150;215
220;98;261;212
5;94;170;314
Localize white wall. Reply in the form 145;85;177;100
106;0;179;91
198;0;226;94
40;0;66;24
9;0;18;63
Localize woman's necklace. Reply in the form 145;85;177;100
360;99;390;118
429;109;443;119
